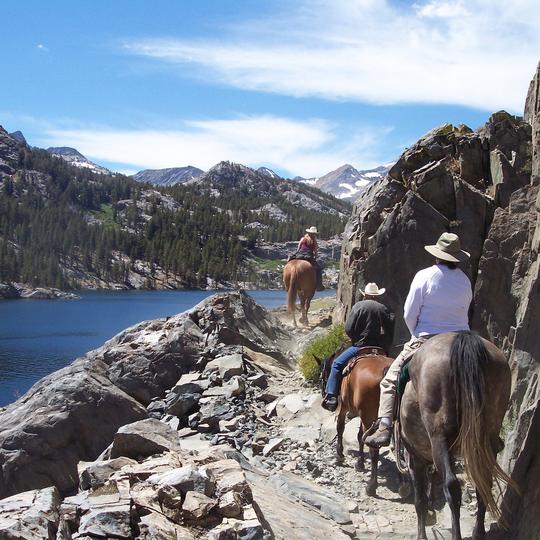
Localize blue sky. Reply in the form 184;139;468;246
1;0;539;177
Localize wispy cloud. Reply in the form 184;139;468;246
122;0;539;112
36;44;49;52
41;115;392;177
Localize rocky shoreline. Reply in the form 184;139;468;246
0;291;486;539
0;282;80;300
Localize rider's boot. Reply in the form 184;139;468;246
364;419;392;448
322;394;338;412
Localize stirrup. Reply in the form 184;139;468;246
362;420;380;443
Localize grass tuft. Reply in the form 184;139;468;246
299;323;349;383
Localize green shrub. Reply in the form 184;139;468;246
299;324;350;383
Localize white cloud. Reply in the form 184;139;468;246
36;44;49;52
415;0;469;18
122;0;540;112
41;115;391;177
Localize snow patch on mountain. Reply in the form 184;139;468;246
257;167;281;179
46;147;111;175
300;164;391;201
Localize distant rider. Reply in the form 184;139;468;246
296;226;325;291
322;282;395;411
364;232;472;448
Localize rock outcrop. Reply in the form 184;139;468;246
336;113;531;347
482;64;540;540
0;292;294;500
0;282;79;300
337;63;540;539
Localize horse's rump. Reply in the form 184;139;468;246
283;259;317;326
401;331;513;522
341;354;393;416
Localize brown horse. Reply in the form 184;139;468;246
400;331;514;540
283;259;316;327
319;347;394;496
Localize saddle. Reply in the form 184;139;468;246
342;346;386;376
288;252;314;262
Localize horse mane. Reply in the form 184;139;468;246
450;331;516;523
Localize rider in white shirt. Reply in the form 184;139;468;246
364;232;472;448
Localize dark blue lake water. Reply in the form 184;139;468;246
0;289;334;406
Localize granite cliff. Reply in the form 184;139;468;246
336;63;540;539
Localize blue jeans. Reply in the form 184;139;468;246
325;346;360;396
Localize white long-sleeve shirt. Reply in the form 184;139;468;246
404;264;472;337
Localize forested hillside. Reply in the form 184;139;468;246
0;128;350;289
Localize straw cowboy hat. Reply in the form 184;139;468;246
361;282;386;296
306;226;318;234
425;232;470;263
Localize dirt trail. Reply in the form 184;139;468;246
257;300;491;539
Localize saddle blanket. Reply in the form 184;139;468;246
342;346;386;376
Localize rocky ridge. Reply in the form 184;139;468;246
0;291;481;539
335;112;531;345
336;63;540;539
132;167;205;186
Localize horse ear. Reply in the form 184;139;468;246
313;355;322;366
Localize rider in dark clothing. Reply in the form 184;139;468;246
322;283;395;411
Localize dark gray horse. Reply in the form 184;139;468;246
400;331;515;540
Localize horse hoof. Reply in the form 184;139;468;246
355;462;365;472
426;509;436;527
398;481;411;499
365;483;377;497
335;456;345;466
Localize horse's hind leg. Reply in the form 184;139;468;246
298;291;306;325
472;488;486;540
336;408;346;464
409;453;429;540
432;437;462;540
355;422;365;472
366;446;379;496
304;296;312;326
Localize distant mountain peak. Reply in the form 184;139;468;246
46;146;111;175
300;163;391;201
9;131;27;145
46;146;86;158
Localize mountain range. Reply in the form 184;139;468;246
132;166;204;186
8;130;391;200
0;126;349;290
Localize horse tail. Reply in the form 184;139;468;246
450;331;513;522
287;266;298;314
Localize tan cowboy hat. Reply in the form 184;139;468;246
306;226;318;234
425;232;470;262
361;282;386;296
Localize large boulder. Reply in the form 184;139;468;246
110;419;183;459
0;359;147;498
